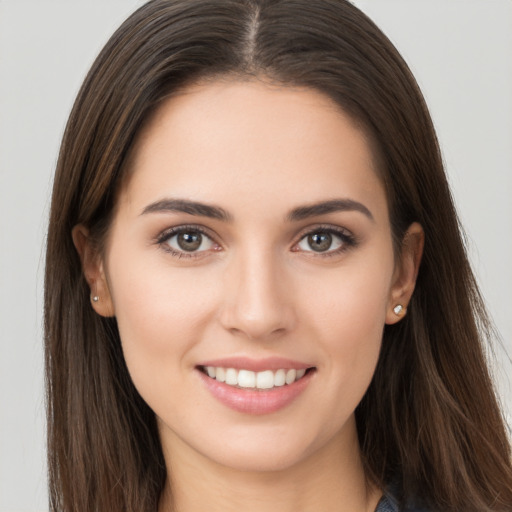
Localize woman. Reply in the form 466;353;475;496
44;1;512;511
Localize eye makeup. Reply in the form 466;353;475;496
154;222;359;260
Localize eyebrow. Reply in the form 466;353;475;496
141;198;233;221
287;199;374;222
141;197;373;223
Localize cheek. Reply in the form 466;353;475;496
304;253;392;337
105;249;219;394
300;253;393;401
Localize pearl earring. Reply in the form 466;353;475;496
393;304;404;315
92;295;99;302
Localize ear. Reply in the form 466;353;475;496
72;225;115;317
385;222;424;325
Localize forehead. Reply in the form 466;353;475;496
120;79;387;220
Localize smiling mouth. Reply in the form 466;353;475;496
198;366;316;391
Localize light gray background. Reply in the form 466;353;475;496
0;1;510;510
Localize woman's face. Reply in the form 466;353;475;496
83;80;418;473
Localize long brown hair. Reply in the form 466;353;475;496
44;1;512;510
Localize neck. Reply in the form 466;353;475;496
158;418;382;512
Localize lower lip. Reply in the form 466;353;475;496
197;369;314;415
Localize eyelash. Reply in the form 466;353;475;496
294;225;358;258
155;224;357;259
156;224;218;259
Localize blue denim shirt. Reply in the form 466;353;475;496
376;495;397;512
376;493;429;512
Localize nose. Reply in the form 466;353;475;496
219;249;296;341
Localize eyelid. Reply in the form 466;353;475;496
292;224;357;255
155;224;222;257
154;222;357;259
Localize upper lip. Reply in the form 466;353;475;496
196;356;314;372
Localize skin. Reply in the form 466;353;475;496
74;79;423;512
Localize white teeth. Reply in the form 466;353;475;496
215;367;226;382
203;366;310;389
285;369;296;385
256;370;274;389
274;369;286;387
238;370;256;388
225;368;238;385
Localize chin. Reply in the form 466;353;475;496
159;413;351;475
201;440;317;473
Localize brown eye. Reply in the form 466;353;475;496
162;228;216;255
177;232;203;251
307;233;332;252
296;229;350;254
